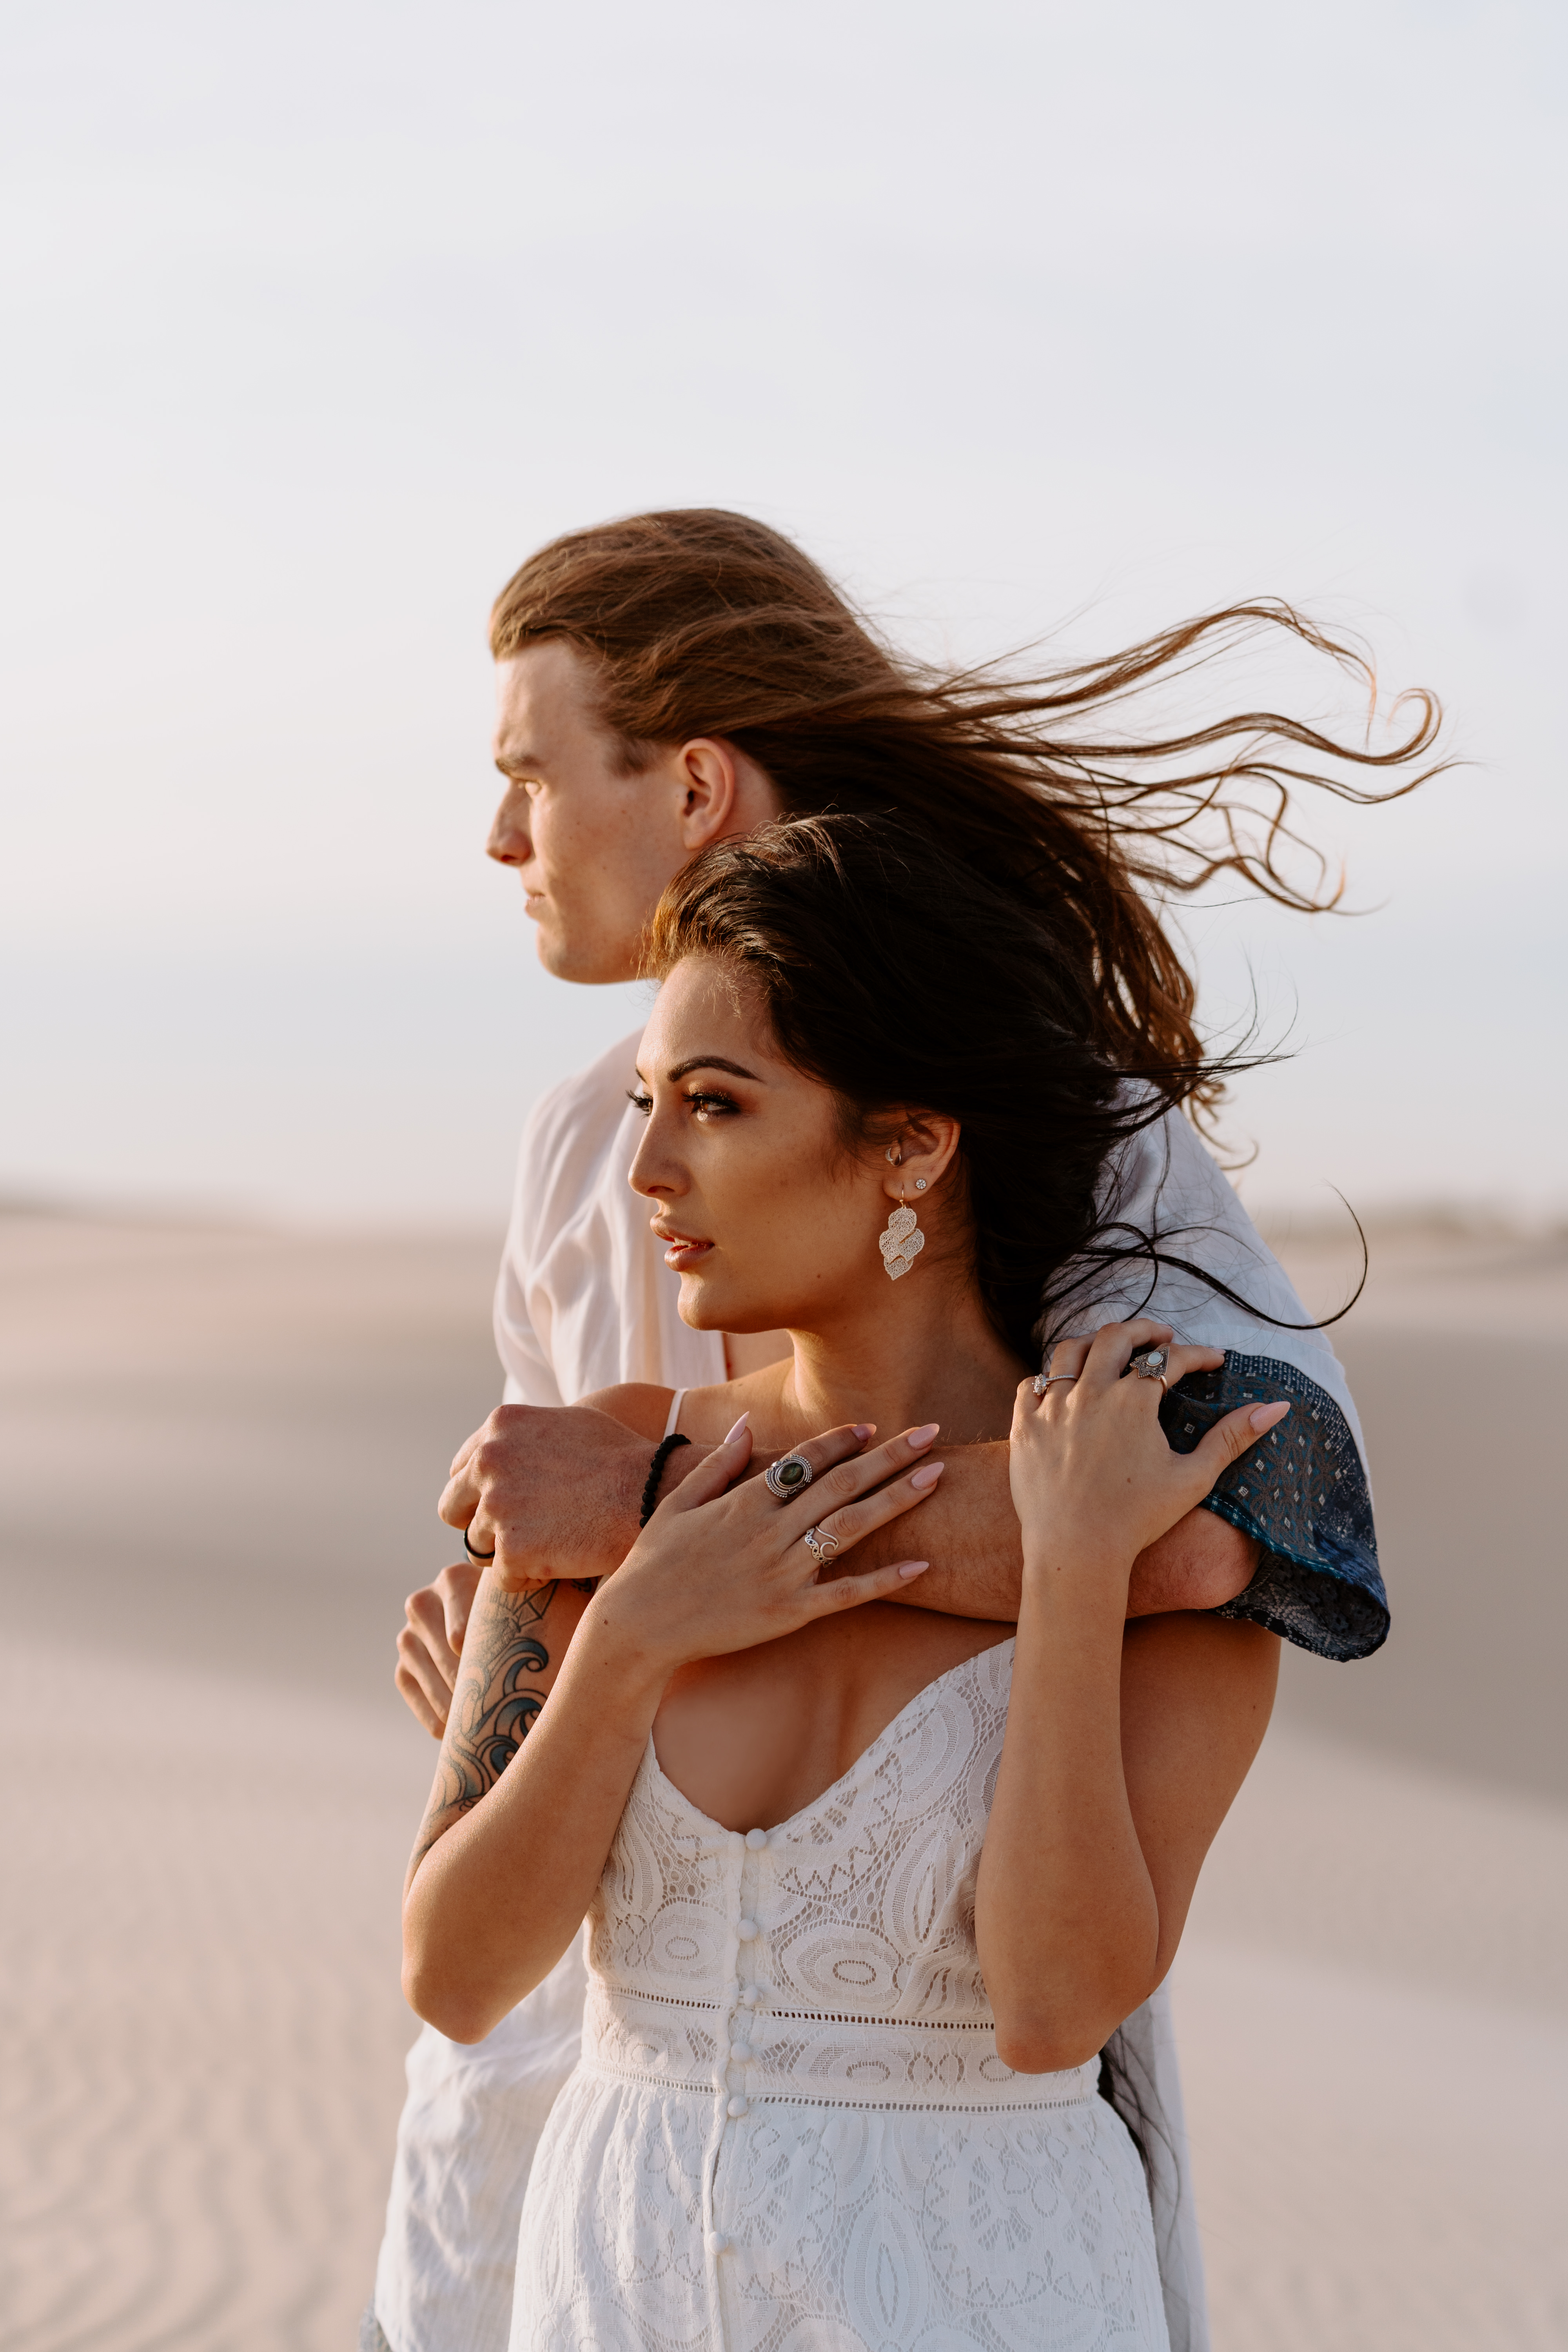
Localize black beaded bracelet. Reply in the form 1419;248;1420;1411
640;1432;691;1527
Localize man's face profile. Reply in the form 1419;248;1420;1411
487;638;690;986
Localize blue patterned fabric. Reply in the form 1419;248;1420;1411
1160;1352;1387;1662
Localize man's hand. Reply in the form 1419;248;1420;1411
439;1402;675;1589
396;1562;483;1736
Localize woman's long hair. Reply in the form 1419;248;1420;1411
492;507;1445;1133
644;812;1198;1366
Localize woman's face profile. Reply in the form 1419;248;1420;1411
628;955;895;1338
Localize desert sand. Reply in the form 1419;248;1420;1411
2;1209;1565;2350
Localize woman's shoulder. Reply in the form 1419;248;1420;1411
674;1365;789;1441
575;1363;790;1443
574;1382;678;1441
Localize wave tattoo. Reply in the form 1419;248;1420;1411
410;1582;564;1873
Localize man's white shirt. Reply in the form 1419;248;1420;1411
376;1025;1366;2352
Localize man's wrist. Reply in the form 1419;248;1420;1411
652;1438;713;1503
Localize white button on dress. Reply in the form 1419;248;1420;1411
735;1917;758;1941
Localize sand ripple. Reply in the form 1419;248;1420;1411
0;1638;429;2352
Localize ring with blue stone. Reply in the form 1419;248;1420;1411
764;1452;814;1502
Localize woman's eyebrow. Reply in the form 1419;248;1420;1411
666;1056;764;1083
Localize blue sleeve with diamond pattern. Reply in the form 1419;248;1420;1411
1160;1352;1387;1661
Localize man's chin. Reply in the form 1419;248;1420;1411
534;926;640;988
531;924;569;978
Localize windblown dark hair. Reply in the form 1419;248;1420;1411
495;506;1446;1136
644;811;1197;1364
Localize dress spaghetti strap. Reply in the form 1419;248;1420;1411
662;1389;686;1439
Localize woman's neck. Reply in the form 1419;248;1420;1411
769;1278;1026;1448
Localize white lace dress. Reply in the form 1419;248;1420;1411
512;1640;1168;2352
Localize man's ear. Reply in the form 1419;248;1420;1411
675;739;740;849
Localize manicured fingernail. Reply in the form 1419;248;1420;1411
897;1560;931;1579
853;1423;876;1439
909;1461;946;1490
1249;1403;1290;1432
907;1423;940;1449
724;1414;750;1443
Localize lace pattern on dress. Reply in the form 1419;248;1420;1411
513;1642;1170;2351
587;1982;1099;2112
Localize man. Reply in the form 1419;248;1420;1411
368;511;1388;2352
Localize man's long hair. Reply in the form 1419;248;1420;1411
491;507;1445;1132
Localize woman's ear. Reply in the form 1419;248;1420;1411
881;1113;961;1203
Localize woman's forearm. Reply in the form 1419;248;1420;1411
401;1578;666;2041
974;1561;1159;2072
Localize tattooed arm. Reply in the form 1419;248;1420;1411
405;1577;593;1882
401;1562;651;2042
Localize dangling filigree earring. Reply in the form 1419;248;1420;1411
879;1146;926;1281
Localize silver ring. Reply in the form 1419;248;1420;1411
1130;1346;1169;1381
1032;1372;1077;1396
802;1524;840;1568
764;1452;813;1502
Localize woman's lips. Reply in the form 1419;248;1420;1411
656;1230;713;1270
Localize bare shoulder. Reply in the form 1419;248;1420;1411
574;1383;678;1441
676;1361;792;1443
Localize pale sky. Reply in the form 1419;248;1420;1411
4;0;1564;1223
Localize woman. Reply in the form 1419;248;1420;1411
403;815;1299;2350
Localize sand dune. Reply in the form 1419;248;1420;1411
2;1210;1564;2350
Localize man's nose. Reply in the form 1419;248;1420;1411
486;786;532;867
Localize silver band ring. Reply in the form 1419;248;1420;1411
802;1524;840;1568
764;1452;814;1502
1032;1372;1077;1396
462;1526;496;1564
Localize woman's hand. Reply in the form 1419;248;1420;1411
402;1416;942;2040
1009;1318;1290;1596
588;1416;942;1679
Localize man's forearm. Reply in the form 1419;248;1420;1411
846;1442;1259;1621
457;1408;1256;1619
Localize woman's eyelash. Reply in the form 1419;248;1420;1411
624;1087;740;1119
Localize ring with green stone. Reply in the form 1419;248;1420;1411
764;1452;814;1502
